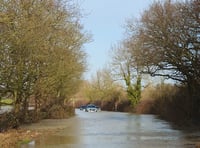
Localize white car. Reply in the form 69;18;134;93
85;104;101;112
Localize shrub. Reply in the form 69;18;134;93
135;99;154;114
137;84;193;125
0;112;19;132
47;104;75;119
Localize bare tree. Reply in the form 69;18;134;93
111;43;142;108
83;68;125;110
126;0;200;117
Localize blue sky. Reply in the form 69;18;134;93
80;0;154;79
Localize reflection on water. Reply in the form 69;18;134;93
21;109;200;148
36;135;78;145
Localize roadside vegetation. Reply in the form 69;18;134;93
110;0;200;126
135;83;194;126
0;0;199;137
74;69;131;112
76;0;200;127
0;0;89;131
1;0;199;147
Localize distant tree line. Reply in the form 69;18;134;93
74;68;130;112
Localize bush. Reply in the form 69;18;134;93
137;84;194;126
135;99;154;114
0;112;19;132
47;104;74;119
22;110;40;124
150;87;192;125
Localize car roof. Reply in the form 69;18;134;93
87;104;95;106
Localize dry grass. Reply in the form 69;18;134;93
0;129;39;148
0;128;57;148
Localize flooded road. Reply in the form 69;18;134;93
21;109;200;148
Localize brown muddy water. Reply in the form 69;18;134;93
20;109;200;148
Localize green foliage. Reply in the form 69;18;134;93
0;99;13;105
17;139;31;145
126;75;141;109
110;42;142;109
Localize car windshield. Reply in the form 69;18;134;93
87;105;96;108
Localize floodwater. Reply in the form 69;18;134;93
0;105;13;114
21;109;200;148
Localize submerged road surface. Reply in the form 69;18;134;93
21;109;200;148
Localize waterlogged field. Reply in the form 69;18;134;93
21;109;200;148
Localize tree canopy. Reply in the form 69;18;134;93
111;44;141;108
0;0;89;122
126;0;199;86
124;0;199;117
